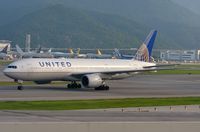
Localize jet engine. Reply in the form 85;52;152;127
81;74;103;88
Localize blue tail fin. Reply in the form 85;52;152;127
144;30;157;58
135;30;157;62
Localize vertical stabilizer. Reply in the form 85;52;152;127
96;49;102;55
37;45;42;53
68;48;74;54
48;48;52;53
113;48;122;59
16;45;24;55
1;45;8;54
135;30;157;62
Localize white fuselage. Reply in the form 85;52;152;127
3;58;155;81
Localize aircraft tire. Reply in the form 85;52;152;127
78;84;81;88
67;83;81;89
17;86;23;90
71;83;76;88
67;84;72;89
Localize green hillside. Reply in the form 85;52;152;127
174;0;200;15
1;0;200;27
56;0;200;27
0;0;200;49
54;0;200;49
0;5;153;48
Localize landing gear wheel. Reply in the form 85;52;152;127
67;84;72;89
17;85;23;90
78;84;81;88
16;80;23;90
67;82;81;89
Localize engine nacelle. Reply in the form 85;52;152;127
34;81;51;84
81;74;103;88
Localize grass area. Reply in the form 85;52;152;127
0;81;33;86
0;97;200;110
0;60;13;66
150;70;200;75
147;64;200;75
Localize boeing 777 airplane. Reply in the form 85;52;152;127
4;30;164;90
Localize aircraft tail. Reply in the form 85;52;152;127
96;49;102;55
48;48;52;53
68;48;74;54
113;48;122;59
134;30;157;62
16;45;24;54
76;48;80;55
36;45;42;53
1;45;8;54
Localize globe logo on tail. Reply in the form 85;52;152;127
135;44;149;62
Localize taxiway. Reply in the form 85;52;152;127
0;75;200;101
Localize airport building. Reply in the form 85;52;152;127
0;40;11;51
160;50;199;62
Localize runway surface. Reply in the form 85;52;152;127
2;65;200;131
0;74;200;101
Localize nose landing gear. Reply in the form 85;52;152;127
17;85;23;90
15;80;24;90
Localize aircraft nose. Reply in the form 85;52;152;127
3;66;22;80
3;67;15;79
3;67;10;77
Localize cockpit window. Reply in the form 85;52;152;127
8;65;17;69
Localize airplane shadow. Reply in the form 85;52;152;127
22;85;97;92
0;85;109;92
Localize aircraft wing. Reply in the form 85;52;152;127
70;66;173;79
100;67;174;75
143;64;180;69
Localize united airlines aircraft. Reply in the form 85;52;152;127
4;30;161;90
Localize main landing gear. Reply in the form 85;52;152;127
95;85;110;91
67;81;81;89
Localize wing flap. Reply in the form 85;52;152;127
143;64;180;69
